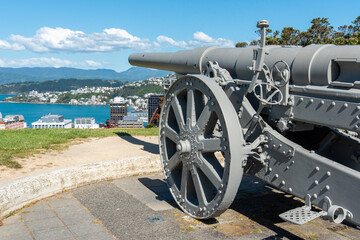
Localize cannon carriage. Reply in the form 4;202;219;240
129;20;360;226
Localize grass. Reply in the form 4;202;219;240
0;128;159;168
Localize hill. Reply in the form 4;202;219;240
0;67;171;85
0;79;124;94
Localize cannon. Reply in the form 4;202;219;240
129;20;360;226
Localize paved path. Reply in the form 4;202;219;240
1;173;359;240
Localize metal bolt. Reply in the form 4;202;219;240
313;194;318;198
211;102;215;106
320;100;325;105
288;188;292;192
275;174;279;178
310;99;314;103
286;166;289;170
315;166;320;171
273;144;276;148
269;167;272;172
327;171;331;176
299;97;304;102
326;185;330;190
344;103;348;108
281;180;286;185
357;106;360;110
314;180;319;185
331;101;336;106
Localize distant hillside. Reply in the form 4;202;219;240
0;79;124;94
0;67;171;85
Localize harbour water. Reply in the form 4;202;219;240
0;95;132;128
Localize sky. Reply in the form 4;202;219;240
0;0;359;72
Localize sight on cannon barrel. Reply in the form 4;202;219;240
129;20;360;226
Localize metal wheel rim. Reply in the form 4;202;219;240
159;75;245;219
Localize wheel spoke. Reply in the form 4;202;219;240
196;102;212;131
186;88;195;125
167;152;181;171
180;165;189;197
191;167;206;207
171;96;185;129
200;137;222;152
163;125;178;143
198;157;222;189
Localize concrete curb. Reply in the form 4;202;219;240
0;155;161;219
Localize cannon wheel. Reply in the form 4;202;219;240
159;75;245;219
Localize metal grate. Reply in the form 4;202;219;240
147;216;165;223
279;206;325;225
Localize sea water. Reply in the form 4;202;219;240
0;95;133;128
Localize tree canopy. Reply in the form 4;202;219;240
236;17;360;47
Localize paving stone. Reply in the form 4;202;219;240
1;215;22;226
48;197;82;208
22;201;50;212
76;230;115;240
337;228;360;239
53;205;89;217
32;226;74;240
0;222;29;238
310;233;350;240
25;216;65;232
58;211;95;225
0;232;33;240
21;209;57;221
67;222;107;236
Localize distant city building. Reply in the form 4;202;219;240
0;114;26;130
74;117;99;129
110;97;127;124
32;114;72;129
118;116;143;128
148;94;164;126
113;96;125;103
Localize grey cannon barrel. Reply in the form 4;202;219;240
129;45;360;86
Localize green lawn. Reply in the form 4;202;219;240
0;128;159;168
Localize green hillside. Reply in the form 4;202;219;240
0;79;123;94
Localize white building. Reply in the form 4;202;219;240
74;118;99;129
32;115;72;129
113;96;125;103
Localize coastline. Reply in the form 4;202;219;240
1;100;110;106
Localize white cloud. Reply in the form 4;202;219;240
0;40;25;50
156;36;188;48
0;27;235;53
0;57;103;68
7;27;152;53
156;32;234;49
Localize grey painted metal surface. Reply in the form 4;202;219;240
129;20;360;226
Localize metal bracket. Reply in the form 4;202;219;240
203;61;233;85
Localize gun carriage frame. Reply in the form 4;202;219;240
129;20;360;226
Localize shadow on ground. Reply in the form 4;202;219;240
138;177;178;208
138;174;306;239
115;134;159;154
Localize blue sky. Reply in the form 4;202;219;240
0;0;359;72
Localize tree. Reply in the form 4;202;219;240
236;16;360;47
235;42;248;48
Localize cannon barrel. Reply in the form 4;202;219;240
129;45;360;86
